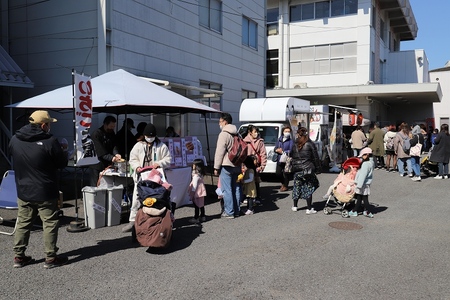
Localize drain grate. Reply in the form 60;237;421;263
328;221;363;230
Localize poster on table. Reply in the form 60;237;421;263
160;136;204;168
73;71;99;166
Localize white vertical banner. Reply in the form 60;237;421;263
329;110;337;162
328;110;340;172
74;72;98;166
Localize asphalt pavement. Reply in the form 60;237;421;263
1;168;450;300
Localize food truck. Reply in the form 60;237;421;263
239;98;371;174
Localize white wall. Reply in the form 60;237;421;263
431;69;450;129
386;50;429;84
109;0;266;154
6;0;266;159
269;0;374;88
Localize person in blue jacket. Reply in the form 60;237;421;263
274;125;294;192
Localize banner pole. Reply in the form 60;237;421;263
67;69;89;232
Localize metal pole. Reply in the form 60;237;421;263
203;114;214;185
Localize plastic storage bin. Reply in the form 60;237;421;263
106;185;123;226
82;186;107;229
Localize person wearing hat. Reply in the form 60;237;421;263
116;118;137;159
134;121;148;141
9;110;69;268
122;123;172;233
349;147;375;218
89;115;122;186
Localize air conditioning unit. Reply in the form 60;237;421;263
293;82;307;88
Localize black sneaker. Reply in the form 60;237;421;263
13;256;35;268
44;256;69;269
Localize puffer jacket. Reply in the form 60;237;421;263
355;157;374;188
291;140;321;174
214;124;238;169
275;135;294;163
9;123;68;202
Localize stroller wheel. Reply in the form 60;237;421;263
323;207;332;215
341;210;349;218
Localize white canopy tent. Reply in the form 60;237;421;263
7;69;220;213
7;69;219;115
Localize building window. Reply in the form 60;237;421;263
315;1;330;19
380;18;386;43
200;81;222;119
199;0;222;33
266;49;279;88
242;16;258;49
290;42;357;75
267;7;279;36
242;90;257;101
291;0;357;22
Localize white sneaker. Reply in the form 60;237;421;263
245;209;254;215
444;175;449;179
435;175;443;179
408;173;414;177
291;206;298;212
411;176;421;182
306;208;317;214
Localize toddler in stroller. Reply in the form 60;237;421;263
133;168;174;248
323;157;361;218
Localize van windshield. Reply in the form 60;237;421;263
239;125;280;145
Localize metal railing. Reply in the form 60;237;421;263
0;120;12;167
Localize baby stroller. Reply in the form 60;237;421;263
323;157;361;218
420;150;438;177
133;167;174;248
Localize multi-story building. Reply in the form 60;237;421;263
1;0;266;164
266;0;442;126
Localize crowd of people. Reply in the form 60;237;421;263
347;122;450;182
8;108;449;269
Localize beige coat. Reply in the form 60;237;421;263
351;129;367;149
214;124;238;169
393;131;411;158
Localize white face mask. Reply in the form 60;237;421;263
283;132;290;138
219;125;223;130
145;137;155;143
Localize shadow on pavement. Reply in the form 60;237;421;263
146;224;204;254
61;236;139;264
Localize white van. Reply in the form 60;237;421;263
239;97;311;174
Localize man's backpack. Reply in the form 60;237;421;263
386;136;394;151
402;135;411;154
227;133;248;166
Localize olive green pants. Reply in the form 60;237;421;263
13;198;60;259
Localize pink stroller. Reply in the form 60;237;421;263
323;157;361;218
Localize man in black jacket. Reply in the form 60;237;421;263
89;115;122;186
9;110;68;268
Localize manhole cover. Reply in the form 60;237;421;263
329;221;363;230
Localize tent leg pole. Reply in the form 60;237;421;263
203;114;214;185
